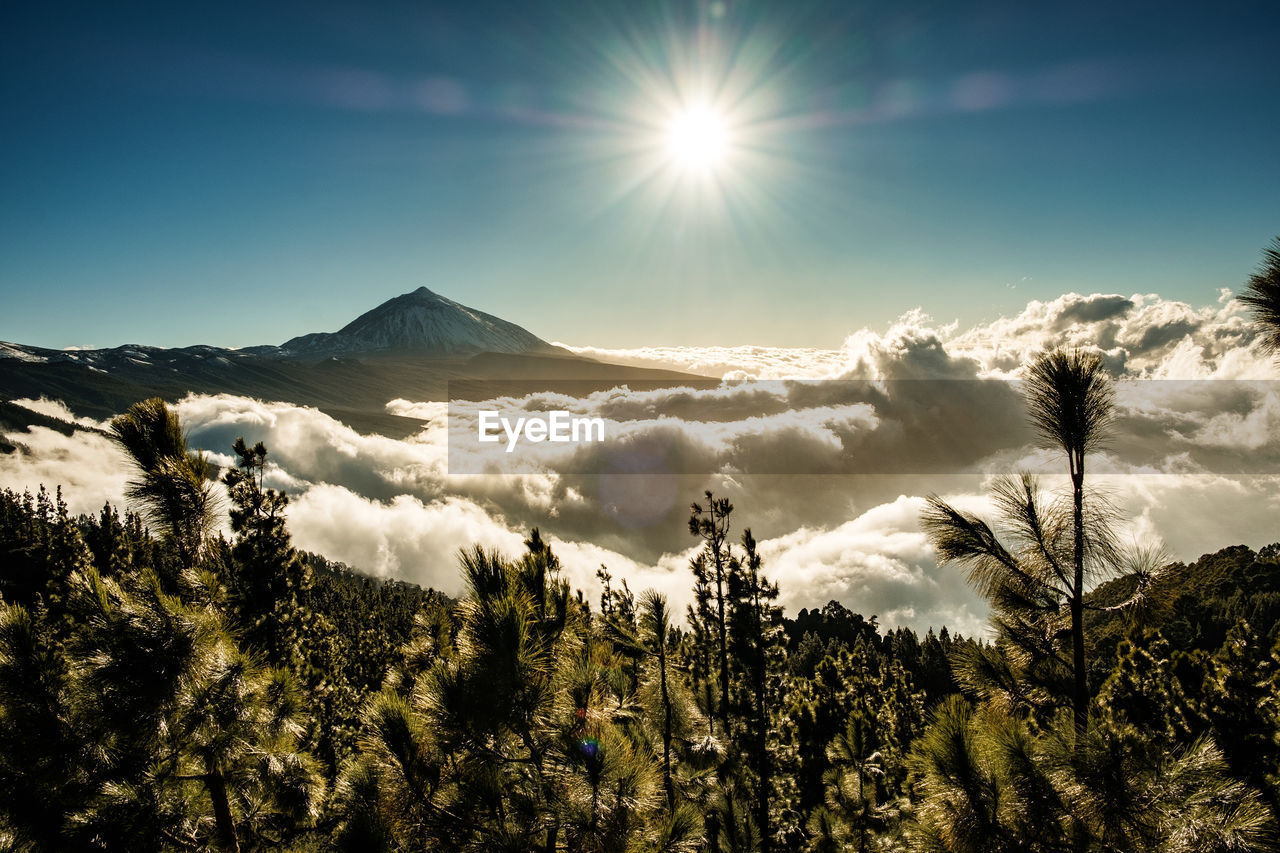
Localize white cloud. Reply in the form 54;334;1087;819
758;495;989;637
7;290;1279;636
283;482;696;612
553;343;848;380
11;396;109;429
287;485;525;583
0;427;130;516
563;291;1278;383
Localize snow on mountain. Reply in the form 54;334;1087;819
0;343;48;363
278;287;552;357
0;288;554;374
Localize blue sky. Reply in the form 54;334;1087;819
2;0;1278;350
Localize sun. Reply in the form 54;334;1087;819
664;105;730;171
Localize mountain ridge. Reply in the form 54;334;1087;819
0;286;713;438
2;287;555;363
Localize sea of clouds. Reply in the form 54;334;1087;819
5;290;1280;638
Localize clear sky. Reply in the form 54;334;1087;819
2;0;1278;350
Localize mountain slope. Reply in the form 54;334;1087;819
279;287;553;357
0;286;710;437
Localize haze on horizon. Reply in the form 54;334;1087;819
2;0;1278;351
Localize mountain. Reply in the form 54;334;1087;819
277;287;554;358
0;287;711;440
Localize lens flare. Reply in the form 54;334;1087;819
528;2;848;253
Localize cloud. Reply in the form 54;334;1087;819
286;485;526;583
760;495;989;638
273;482;697;614
175;394;451;502
1055;294;1135;328
552;343;848;380
6;290;1279;637
11;396;109;429
942;291;1272;380
0;426;130;516
561;291;1277;383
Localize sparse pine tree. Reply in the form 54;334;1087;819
109;398;219;572
222;436;314;665
1239;235;1280;354
690;493;735;734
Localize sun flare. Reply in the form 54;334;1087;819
664;106;729;171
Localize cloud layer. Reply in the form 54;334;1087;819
4;290;1278;638
562;290;1272;382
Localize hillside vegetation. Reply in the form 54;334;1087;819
1;361;1278;850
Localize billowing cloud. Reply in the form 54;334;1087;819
0;425;129;516
286;485;527;583
5;291;1279;636
941;290;1270;380
760;495;988;638
563;290;1275;383
9;396;108;429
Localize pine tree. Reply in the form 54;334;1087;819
0;603;88;849
69;566;324;850
336;534;674;852
109;398;219;572
686;553;720;735
639;590;679;813
690;493;735;734
1197;621;1280;817
1023;348;1115;734
1239;235;1280;354
222;436;314;665
725;529;787;853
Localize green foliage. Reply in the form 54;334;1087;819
908;696;1273;852
109;397;219;570
910;345;1278;850
1089;543;1280;667
332;534;694;852
0;551;324;849
222;437;308;654
1197;621;1280;814
689;493;735;736
1023;348;1114;461
1239;235;1280;354
787;647;923;851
